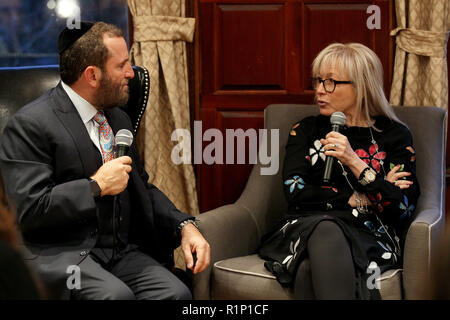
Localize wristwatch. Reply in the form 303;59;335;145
358;167;377;186
88;178;102;197
178;219;199;234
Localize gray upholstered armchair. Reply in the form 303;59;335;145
193;104;447;300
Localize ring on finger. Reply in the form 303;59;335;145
334;143;339;148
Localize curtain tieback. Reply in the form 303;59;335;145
390;27;449;58
133;15;195;42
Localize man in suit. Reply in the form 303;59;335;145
0;21;210;300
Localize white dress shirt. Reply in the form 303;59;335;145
61;81;104;160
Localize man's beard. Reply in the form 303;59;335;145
93;70;129;110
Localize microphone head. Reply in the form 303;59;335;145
116;129;134;147
330;112;346;126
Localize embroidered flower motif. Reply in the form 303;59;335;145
322;186;338;193
389;163;404;171
355;144;386;172
367;261;378;270
367;192;391;212
364;220;375;232
309;140;325;166
377;240;397;263
284;176;305;194
282;236;301;270
390;163;407;180
399;195;415;220
406;146;416;162
377;225;387;234
279;219;299;235
352;207;371;218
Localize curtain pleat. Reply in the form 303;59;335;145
390;0;449;110
127;0;199;270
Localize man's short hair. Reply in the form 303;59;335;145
59;22;124;85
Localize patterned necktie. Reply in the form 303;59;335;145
93;111;115;162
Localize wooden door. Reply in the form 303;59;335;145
195;0;395;212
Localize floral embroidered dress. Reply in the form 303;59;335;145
258;114;420;299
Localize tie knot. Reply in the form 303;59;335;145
93;111;107;125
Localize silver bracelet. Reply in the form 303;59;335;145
178;219;199;233
355;191;370;214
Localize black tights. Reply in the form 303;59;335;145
294;220;355;300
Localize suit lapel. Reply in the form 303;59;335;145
51;83;102;177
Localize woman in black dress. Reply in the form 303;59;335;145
259;43;420;300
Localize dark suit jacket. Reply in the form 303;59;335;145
0;83;189;298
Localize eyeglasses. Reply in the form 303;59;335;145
311;77;353;93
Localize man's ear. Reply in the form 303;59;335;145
83;66;102;88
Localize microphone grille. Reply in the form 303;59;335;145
330;112;346;126
116;129;134;146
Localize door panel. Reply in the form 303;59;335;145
217;4;285;90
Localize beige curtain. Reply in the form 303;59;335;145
127;0;199;269
390;0;450;109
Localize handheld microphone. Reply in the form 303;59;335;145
115;129;134;157
323;112;346;184
112;128;133;266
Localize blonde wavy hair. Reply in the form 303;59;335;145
312;43;401;129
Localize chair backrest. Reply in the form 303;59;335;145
0;65;149;135
239;104;446;239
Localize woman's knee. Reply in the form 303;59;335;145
310;220;345;243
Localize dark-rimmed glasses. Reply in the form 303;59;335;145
311;77;353;93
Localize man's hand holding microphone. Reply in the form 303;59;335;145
89;129;134;196
90;156;132;196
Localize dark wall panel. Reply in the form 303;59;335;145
217;4;285;90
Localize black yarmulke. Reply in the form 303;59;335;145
58;21;95;54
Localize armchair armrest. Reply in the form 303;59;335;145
403;207;445;299
193;203;260;300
